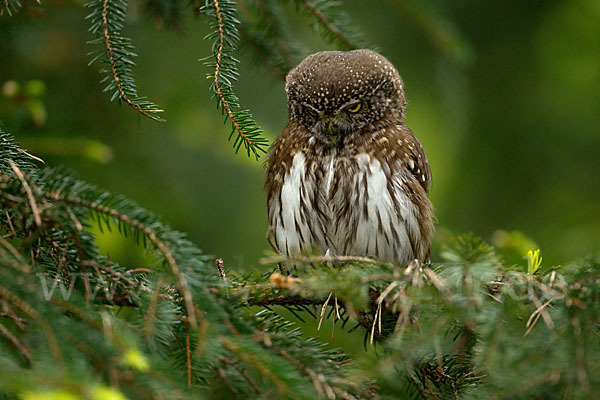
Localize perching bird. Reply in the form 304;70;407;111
265;49;433;264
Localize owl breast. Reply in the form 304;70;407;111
270;150;424;264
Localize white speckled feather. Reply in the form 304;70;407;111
272;151;420;264
275;152;309;255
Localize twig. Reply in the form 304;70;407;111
186;321;192;388
332;295;341;340
221;357;261;394
212;0;257;156
0;312;27;329
278;349;337;400
144;275;167;337
0;236;24;262
100;0;162;119
216;258;226;280
221;336;289;394
45;192;197;329
523;313;541;339
215;367;239;399
0;322;32;365
66;206;83;231
15;147;45;164
370;301;381;344
246;294;324;308
298;0;355;50
317;292;332;331
4;211;17;237
126;268;153;275
525;298;554;332
9;161;41;227
0;284;64;367
260;254;384;266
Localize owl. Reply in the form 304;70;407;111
265;49;433;265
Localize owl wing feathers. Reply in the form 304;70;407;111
393;125;431;195
374;124;433;261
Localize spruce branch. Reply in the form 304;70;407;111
3;129;600;398
86;0;165;121
143;0;184;30
8;161;41;228
0;283;65;367
294;0;365;51
201;0;269;159
237;0;306;80
44;191;197;328
0;0;21;16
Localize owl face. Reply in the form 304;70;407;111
285;50;407;142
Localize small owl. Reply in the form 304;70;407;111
265;49;433;264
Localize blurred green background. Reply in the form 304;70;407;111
1;0;599;273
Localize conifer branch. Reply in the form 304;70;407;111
143;0;184;30
295;0;365;50
0;283;65;367
0;322;31;365
44;191;197;328
255;1;295;71
0;0;21;16
8;161;41;227
86;0;165;121
185;322;192;387
201;0;269;158
220;336;291;394
3;128;600;397
238;0;303;80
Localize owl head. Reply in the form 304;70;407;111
285;49;407;141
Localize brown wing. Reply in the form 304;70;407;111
264;124;292;254
376;124;433;262
264;122;298;206
399;125;432;194
399;126;433;262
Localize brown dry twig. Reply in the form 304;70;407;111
8;161;42;227
216;258;226;281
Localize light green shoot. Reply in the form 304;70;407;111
526;249;542;275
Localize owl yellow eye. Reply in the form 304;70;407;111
346;102;362;113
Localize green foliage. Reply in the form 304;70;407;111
3;0;372;158
0;130;368;399
201;0;269;159
143;0;184;30
3;128;598;398
86;0;165;121
290;0;366;51
237;0;304;80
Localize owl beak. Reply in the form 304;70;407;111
326;122;339;144
321;116;339;143
314;116;344;145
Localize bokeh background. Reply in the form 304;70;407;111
1;0;599;273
